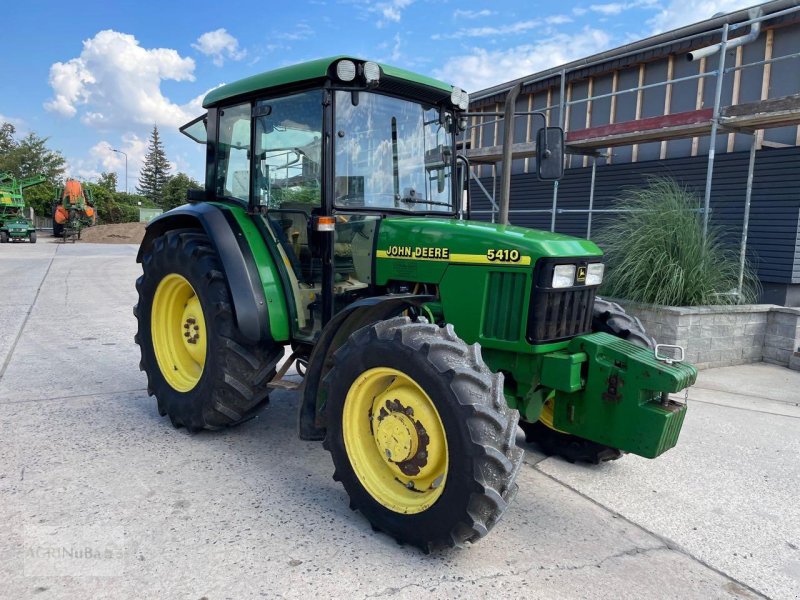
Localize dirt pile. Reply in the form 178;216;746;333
80;222;147;244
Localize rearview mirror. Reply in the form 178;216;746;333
536;127;565;181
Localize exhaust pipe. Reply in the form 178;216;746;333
499;82;522;225
687;7;762;61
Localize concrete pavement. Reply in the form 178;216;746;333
0;238;797;599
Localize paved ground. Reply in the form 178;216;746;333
1;238;798;599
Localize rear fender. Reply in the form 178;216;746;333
138;203;272;343
298;295;435;440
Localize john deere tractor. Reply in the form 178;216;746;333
0;173;45;243
135;57;696;551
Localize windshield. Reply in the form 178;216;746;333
334;91;454;213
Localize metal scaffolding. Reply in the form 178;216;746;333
463;3;800;300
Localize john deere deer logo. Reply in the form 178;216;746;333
577;266;587;283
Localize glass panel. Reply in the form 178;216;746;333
216;103;251;202
253;91;323;210
334;91;454;213
254;91;324;342
179;114;207;144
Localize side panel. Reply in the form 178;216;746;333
224;204;291;342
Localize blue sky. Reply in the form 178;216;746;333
1;0;756;188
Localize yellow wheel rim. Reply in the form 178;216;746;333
151;274;207;392
343;367;448;514
539;395;566;433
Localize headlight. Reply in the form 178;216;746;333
336;60;356;82
451;87;469;110
552;265;576;288
363;61;381;84
586;263;605;286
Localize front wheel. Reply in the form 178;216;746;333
0;231;8;243
324;317;522;551
29;231;37;243
134;228;282;431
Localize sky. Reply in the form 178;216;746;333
0;0;761;189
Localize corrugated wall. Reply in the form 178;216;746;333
469;146;800;285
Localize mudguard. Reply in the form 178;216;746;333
137;202;270;343
298;294;435;440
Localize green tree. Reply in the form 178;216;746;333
162;172;201;211
97;171;118;192
137;125;171;206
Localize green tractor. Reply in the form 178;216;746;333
0;173;45;243
135;57;696;551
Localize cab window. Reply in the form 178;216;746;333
216;103;251;202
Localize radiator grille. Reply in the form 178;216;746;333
527;287;596;343
482;271;527;341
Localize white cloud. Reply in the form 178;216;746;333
354;0;415;26
589;0;657;15
433;19;540;40
435;27;613;91
648;0;756;33
453;9;496;19
590;3;627;15
546;15;573;24
277;22;315;41
192;28;246;66
44;30;197;130
67;133;148;185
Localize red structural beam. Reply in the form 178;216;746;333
566;108;714;144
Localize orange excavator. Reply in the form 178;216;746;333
53;179;96;240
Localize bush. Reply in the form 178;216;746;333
596;177;759;306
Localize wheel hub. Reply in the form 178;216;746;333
180;296;204;364
374;410;419;464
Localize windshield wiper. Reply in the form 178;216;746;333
400;196;453;208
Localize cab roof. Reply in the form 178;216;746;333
202;56;455;108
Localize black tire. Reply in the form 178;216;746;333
591;297;656;348
0;231;7;243
520;297;655;464
134;228;282;432
323;317;523;551
29;231;37;244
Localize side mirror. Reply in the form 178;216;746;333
536;127;565;181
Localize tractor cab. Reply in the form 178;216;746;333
179;57;565;343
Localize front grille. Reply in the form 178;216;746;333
527;287;596;343
526;256;600;344
483;271;527;341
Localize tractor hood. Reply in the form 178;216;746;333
375;217;601;281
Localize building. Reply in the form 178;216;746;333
466;0;800;305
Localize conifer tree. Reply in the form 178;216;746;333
137;125;171;205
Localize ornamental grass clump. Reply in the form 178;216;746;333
596;177;759;306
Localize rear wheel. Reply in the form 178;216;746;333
134;228;282;431
520;297;655;464
324;317;522;551
0;231;7;243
